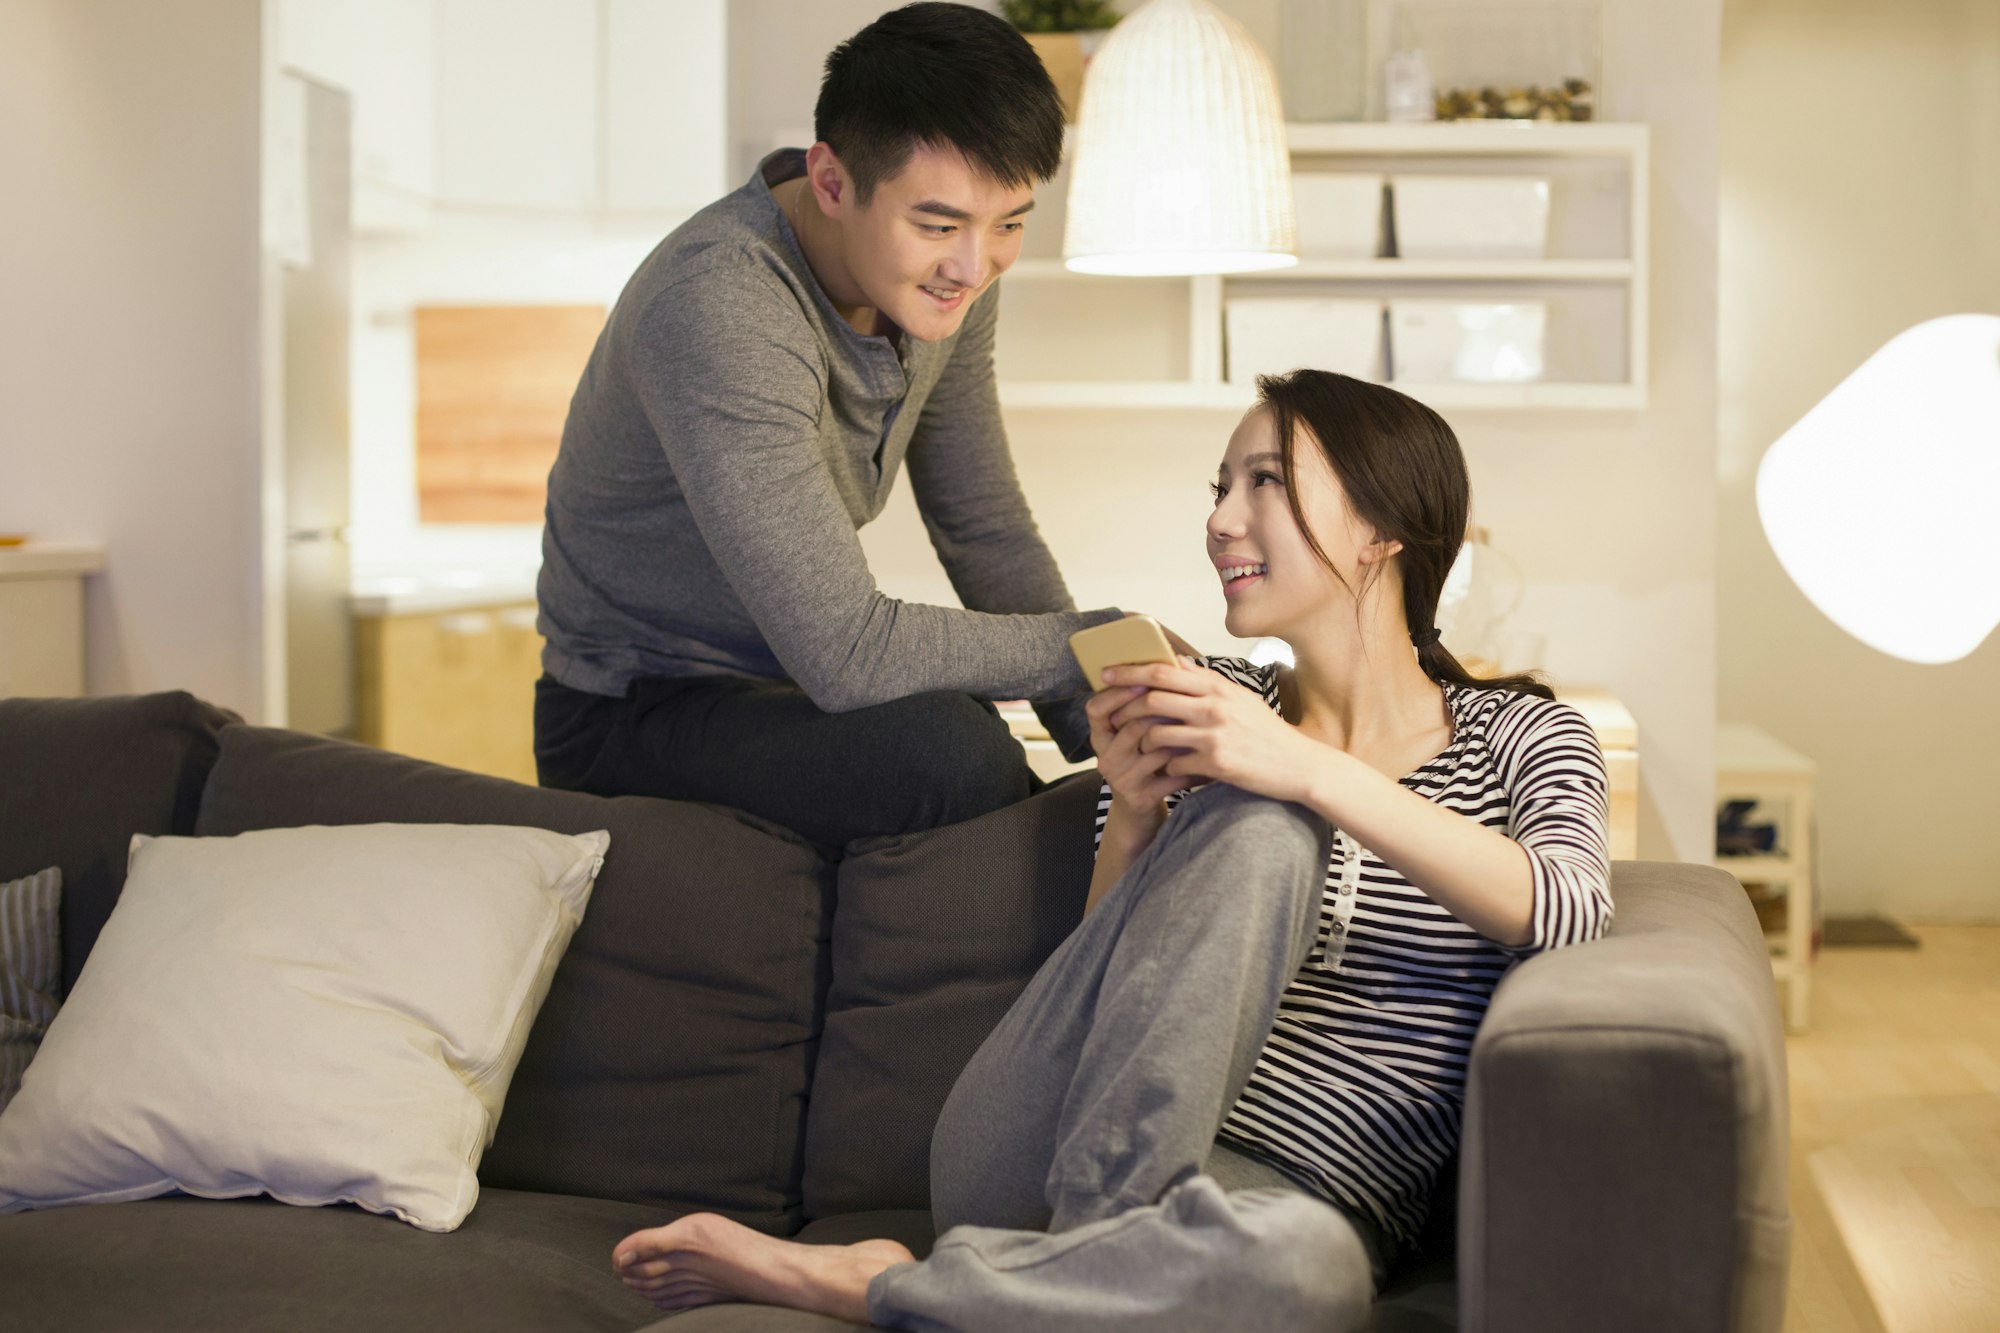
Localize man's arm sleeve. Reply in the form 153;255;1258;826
903;285;1117;758
631;269;1116;715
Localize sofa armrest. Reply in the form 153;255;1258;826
1458;861;1790;1333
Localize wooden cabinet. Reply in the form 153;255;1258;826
354;602;543;784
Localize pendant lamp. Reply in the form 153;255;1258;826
1062;0;1297;276
1757;313;2000;664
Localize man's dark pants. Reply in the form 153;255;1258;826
533;674;1050;851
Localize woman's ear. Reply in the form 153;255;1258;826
1357;532;1404;565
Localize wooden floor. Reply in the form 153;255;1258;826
1783;926;2000;1333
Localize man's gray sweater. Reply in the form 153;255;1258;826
536;149;1118;749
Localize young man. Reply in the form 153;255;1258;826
533;3;1131;847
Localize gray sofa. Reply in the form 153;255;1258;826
0;691;1790;1332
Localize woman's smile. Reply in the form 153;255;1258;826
1216;555;1268;597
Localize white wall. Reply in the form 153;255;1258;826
1719;0;2000;919
739;0;1722;861
0;0;271;718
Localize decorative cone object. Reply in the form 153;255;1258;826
1062;0;1297;275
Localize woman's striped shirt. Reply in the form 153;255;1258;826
1093;657;1613;1249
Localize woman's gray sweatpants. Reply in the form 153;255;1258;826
864;782;1381;1333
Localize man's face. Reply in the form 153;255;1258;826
838;142;1035;342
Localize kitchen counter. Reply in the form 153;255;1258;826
349;571;538;618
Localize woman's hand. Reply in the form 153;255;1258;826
1085;680;1194;828
1101;660;1325;805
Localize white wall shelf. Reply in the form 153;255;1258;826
1009;258;1635;283
998;378;1645;412
997;122;1650;413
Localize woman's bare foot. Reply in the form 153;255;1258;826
612;1213;915;1321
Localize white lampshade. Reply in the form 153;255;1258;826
1062;0;1296;276
1756;313;2000;664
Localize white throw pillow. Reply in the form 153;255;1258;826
0;823;608;1232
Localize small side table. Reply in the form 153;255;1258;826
1554;687;1639;862
0;542;107;698
1715;723;1816;1032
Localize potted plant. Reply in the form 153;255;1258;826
1001;0;1123;123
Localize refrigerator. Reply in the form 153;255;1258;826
276;71;354;736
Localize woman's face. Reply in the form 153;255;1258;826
1206;407;1386;642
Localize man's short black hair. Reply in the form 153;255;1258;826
816;3;1066;205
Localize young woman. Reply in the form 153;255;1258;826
607;370;1614;1331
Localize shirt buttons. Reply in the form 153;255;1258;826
1332;921;1347;935
1338;883;1355;897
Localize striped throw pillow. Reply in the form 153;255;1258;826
1;867;62;1112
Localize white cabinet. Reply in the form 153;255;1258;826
280;0;435;233
433;0;600;215
602;0;729;216
280;0;727;227
997;122;1650;412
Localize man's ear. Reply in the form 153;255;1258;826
804;142;851;216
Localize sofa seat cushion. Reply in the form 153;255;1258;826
193;725;834;1234
0;1187;670;1333
0;692;235;994
645;1213;1460;1332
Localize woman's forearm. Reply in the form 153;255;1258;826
1085;798;1165;915
1299;747;1536;947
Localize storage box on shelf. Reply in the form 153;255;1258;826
1715;722;1816;1033
996;122;1648;412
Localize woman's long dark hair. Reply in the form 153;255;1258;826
1256;369;1553;700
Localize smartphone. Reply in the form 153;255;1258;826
1069;615;1179;693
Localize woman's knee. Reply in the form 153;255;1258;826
1157;784;1332;919
1173;782;1327;853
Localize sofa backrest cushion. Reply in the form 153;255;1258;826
0;691;235;995
194;724;832;1235
804;772;1099;1217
